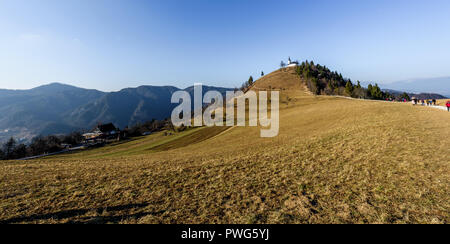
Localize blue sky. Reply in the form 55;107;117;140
1;0;449;91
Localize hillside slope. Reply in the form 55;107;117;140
0;69;449;224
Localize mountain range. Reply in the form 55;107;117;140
0;83;232;143
382;89;447;100
379;77;450;98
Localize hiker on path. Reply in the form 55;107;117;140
446;101;450;112
433;99;437;106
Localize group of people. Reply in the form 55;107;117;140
412;98;450;112
411;98;437;106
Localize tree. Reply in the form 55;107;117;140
13;144;27;159
367;83;385;100
3;137;16;159
310;78;319;95
0;148;4;160
345;81;354;96
46;135;62;153
400;92;411;101
280;61;286;68
29;136;47;156
302;67;310;79
248;76;254;86
62;132;84;146
367;84;373;97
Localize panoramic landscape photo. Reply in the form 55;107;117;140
0;0;449;227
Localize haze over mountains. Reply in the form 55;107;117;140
379;77;450;97
0;83;232;143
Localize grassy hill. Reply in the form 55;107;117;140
1;68;449;224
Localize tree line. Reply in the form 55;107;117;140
0;119;177;160
0;132;84;160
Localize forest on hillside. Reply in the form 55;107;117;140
294;60;410;101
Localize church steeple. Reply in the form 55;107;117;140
286;57;299;67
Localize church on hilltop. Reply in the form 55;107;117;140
287;57;299;67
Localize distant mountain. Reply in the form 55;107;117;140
69;85;231;130
382;89;447;100
381;77;450;97
0;83;233;143
0;83;105;143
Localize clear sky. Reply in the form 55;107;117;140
1;0;450;91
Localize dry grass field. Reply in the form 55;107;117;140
437;99;450;107
1;69;449;224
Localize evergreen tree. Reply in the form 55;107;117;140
367;84;373;97
311;78;319;94
3;137;16;159
345;81;354;96
302;66;310;79
13;144;27;159
356;81;362;89
248;76;254;86
400;92;411;101
0;148;4;160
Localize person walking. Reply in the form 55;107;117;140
446;101;450;112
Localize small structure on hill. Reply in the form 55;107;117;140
287;57;299;67
83;123;120;143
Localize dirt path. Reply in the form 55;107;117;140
427;105;449;111
332;95;450;112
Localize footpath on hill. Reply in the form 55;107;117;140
331;95;449;112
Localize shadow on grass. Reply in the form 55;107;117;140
0;203;165;224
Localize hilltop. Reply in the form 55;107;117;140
0;68;449;224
